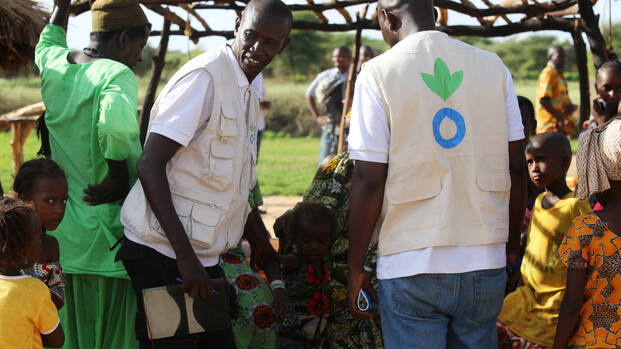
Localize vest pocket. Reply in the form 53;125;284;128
207;140;236;189
150;194;193;236
476;172;511;225
386;176;442;204
220;104;239;137
189;205;222;249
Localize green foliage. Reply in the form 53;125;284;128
421;58;463;101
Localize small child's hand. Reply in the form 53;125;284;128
272;288;290;318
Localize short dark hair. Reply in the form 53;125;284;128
0;197;36;269
336;46;351;56
288;202;336;241
597;59;621;78
90;23;151;43
526;132;572;160
13;158;67;198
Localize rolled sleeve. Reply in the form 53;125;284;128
504;67;525;142
97;69;140;161
149;69;214;147
348;69;390;164
306;69;330;98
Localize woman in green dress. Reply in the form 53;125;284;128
35;0;149;347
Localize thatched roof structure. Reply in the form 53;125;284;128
0;0;48;72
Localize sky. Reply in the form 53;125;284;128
36;0;620;53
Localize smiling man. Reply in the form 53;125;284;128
117;1;292;347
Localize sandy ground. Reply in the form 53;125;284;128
260;195;302;238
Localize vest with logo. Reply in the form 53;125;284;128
121;45;258;266
364;31;510;257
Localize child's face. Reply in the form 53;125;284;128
22;213;42;269
23;177;68;231
294;224;331;263
596;69;621;110
525;146;567;188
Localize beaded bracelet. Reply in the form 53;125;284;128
270;280;285;290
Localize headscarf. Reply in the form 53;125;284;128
91;0;148;32
576;117;621;200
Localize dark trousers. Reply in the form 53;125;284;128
117;239;237;349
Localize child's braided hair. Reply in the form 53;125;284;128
0;197;36;269
13;158;66;197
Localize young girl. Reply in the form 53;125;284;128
554;118;621;348
0;197;64;348
277;202;336;349
13;159;67;309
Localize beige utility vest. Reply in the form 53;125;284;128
121;45;258;265
364;31;511;257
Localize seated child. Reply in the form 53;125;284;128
554;118;621;348
584;59;621;130
277;202;336;349
498;132;592;348
0;197;64;348
12;159;67;309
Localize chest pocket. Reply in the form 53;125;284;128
206;104;239;189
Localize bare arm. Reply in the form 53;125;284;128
49;0;70;31
540;97;565;121
277;253;302;271
137;133;211;299
243;208;278;271
347;160;387;319
42;324;64;348
553;267;587;349
507;140;527;267
306;95;320;119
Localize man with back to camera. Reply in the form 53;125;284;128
346;0;527;347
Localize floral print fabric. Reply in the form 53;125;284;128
559;213;621;348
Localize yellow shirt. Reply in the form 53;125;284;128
0;275;60;349
498;192;591;347
535;63;574;134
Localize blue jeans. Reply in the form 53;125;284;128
378;268;506;349
318;123;338;165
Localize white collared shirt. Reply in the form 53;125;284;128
149;45;258;147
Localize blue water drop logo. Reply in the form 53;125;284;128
432;107;466;149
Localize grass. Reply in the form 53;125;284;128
0;130;41;193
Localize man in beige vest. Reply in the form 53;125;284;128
345;0;527;347
117;1;292;347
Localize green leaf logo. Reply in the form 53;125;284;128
421;58;464;101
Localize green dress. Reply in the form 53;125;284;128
35;24;140;349
219;183;279;348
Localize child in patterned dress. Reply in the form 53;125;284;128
277;202;336;349
554;118;621;348
13;159;67;309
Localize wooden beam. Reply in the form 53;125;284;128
180;4;211;30
146;4;199;44
572;27;591;128
140;20;171;145
577;0;608;69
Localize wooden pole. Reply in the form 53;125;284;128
572;27;590;129
140;19;171;145
337;6;368;154
577;0;608;69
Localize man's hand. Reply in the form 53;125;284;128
564;104;578;115
244;208;277;271
82;159;129;205
249;237;277;271
176;253;212;299
347;269;376;319
316;115;329;126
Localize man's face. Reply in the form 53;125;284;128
332;48;351;73
550;48;566;70
233;11;290;82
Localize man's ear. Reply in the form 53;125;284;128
385;10;402;33
234;16;241;36
279;36;291;54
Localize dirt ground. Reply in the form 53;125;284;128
260;195;302;238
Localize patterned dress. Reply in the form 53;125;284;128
535;62;575;134
558;213;621;348
22;261;66;306
299;153;384;349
